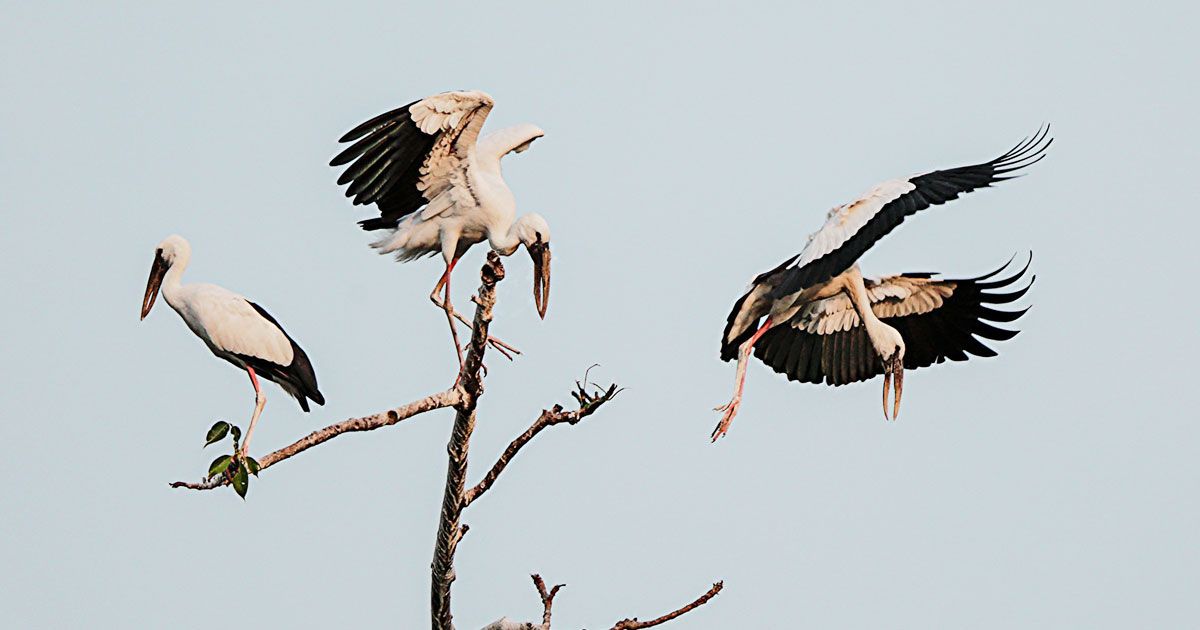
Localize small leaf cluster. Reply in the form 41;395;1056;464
203;421;260;499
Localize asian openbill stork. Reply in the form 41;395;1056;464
140;235;324;456
714;128;1049;441
330;90;551;372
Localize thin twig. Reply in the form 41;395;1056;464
461;382;621;508
432;252;505;630
609;581;725;630
169;388;462;491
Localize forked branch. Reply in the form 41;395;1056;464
533;574;565;629
462;379;622;508
483;577;723;630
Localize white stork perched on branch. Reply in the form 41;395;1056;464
714;128;1049;441
330;90;551;373
140;235;324;456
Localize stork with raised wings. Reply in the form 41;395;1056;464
140;235;324;456
714;128;1049;441
330;90;551;372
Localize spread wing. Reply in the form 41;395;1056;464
772;127;1051;298
753;255;1034;386
330;90;495;230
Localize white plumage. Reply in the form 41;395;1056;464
331;90;553;371
713;128;1050;440
796;275;957;335
140;235;323;456
171;283;294;367
797;179;916;269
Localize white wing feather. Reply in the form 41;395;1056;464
409;91;494;212
792;275;956;334
795;179;915;268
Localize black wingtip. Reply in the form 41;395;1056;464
966;251;1032;284
336;100;420;144
994;125;1053;174
979;278;1034;304
358;217;397;231
975;254;1033;290
968;252;1018;282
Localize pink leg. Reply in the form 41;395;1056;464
241;366;267;457
441;258;467;381
712;317;774;442
427;257;471;384
430;257;521;361
247;366;262;392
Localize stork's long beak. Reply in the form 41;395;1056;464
881;354;904;421
529;242;551;319
140;250;167;320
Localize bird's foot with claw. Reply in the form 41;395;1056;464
437;297;521;360
711;398;741;441
201;420;258;498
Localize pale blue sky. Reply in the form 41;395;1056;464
3;2;1199;628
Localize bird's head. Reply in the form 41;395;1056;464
506;123;544;154
882;327;905;362
514;214;552;319
141;235;190;320
478;123;545;161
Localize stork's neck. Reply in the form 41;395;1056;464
861;309;901;358
488;221;522;256
842;266;903;358
160;251;190;308
476;124;541;168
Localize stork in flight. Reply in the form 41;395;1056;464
330;90;551;372
140;235;324;457
714;128;1049;441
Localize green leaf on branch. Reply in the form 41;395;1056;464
245;457;261;477
205;421;230;447
208;455;233;479
232;463;249;499
230;426;242;449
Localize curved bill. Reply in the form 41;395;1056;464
140;250;167;320
529;242;551;319
881;355;904;420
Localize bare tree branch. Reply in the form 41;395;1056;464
432;251;505;630
171;252;719;629
462;381;621;508
169;388;462;491
532;574;565;629
608;581;725;630
487;576;722;630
